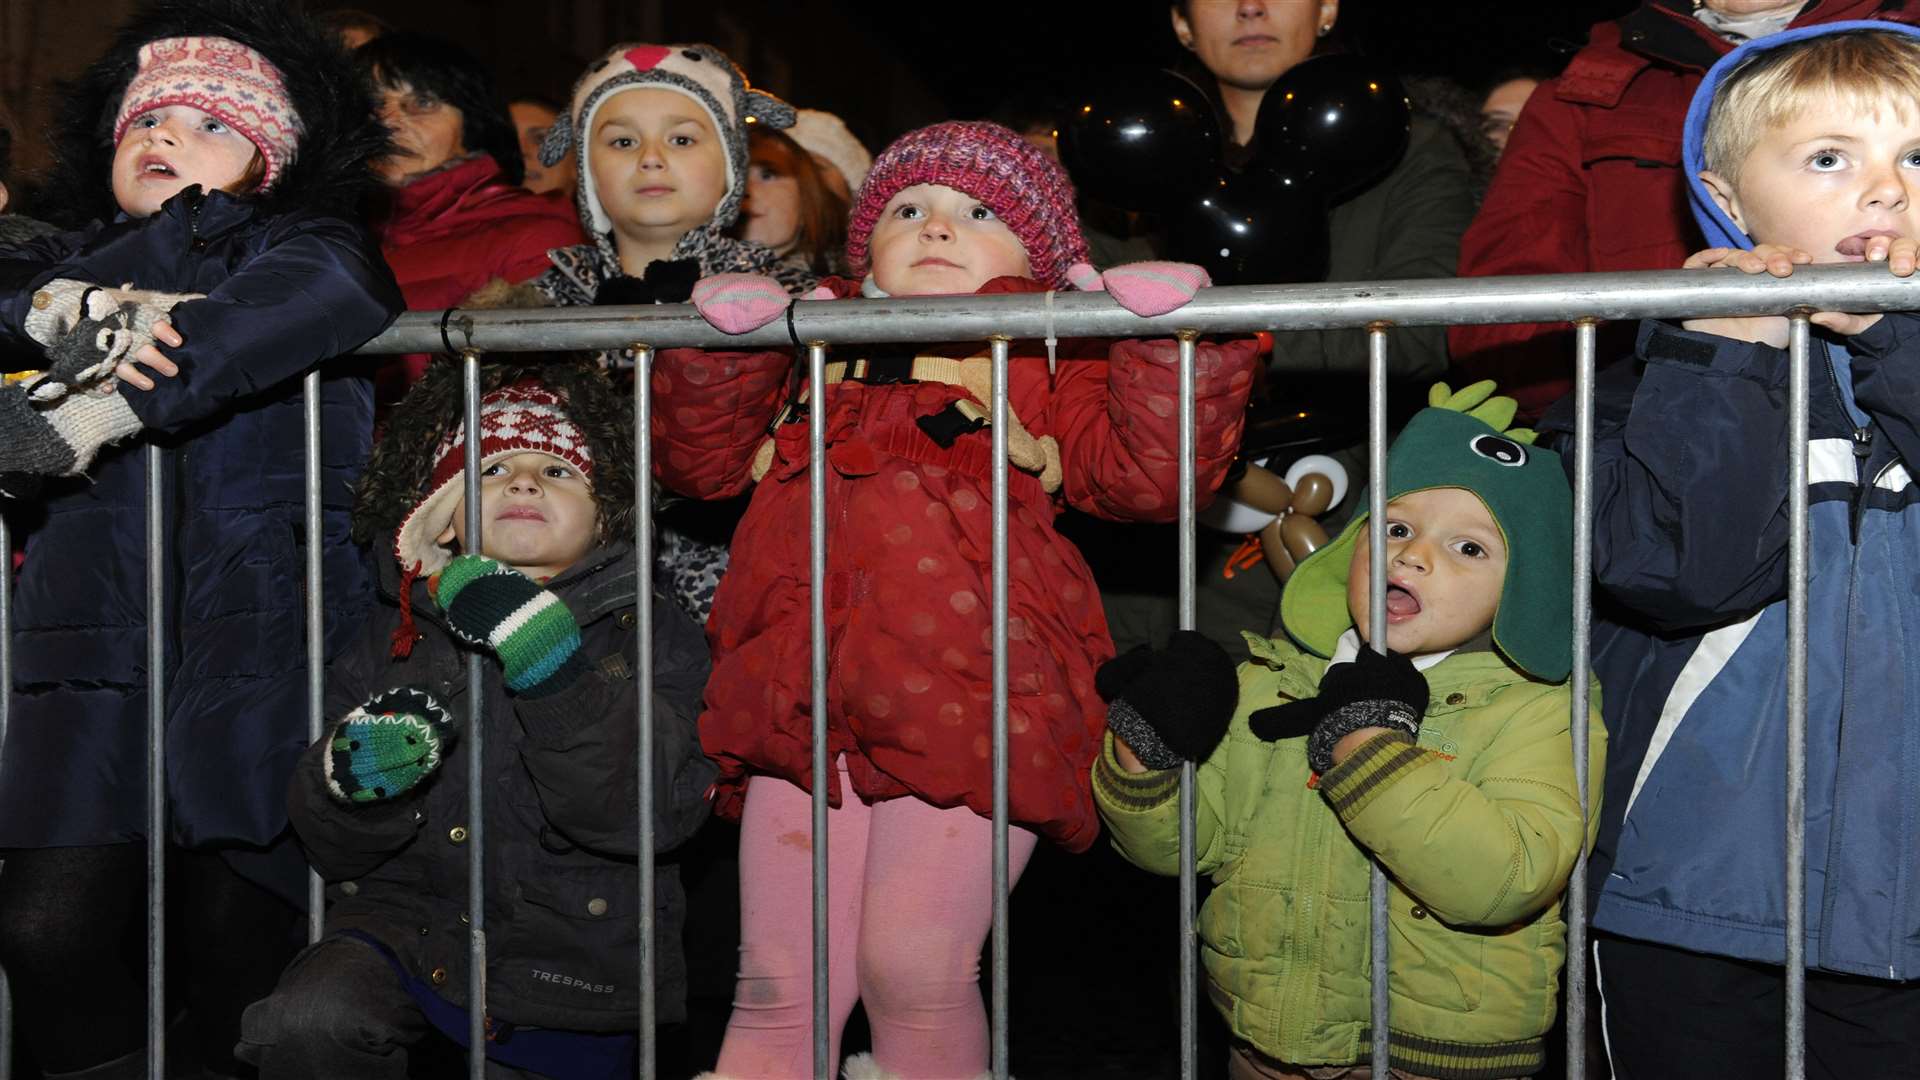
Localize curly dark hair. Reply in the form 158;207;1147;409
352;355;636;549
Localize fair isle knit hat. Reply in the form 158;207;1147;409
112;36;301;193
846;120;1090;290
538;43;795;248
394;382;594;580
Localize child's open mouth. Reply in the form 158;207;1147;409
138;155;176;178
1384;581;1422;621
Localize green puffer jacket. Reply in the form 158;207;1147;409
1095;634;1604;1079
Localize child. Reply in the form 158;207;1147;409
238;362;717;1079
667;119;1258;1078
1535;23;1920;1074
524;42;811;627
0;2;401;1076
1096;384;1604;1079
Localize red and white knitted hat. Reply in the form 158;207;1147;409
394;383;594;577
112;36;301;192
846;120;1090;290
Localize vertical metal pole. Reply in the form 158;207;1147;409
807;340;831;1080
1365;326;1391;1075
0;510;12;1080
1785;315;1811;1080
633;345;658;1080
303;371;325;943
1175;331;1200;1080
1566;320;1597;1080
988;336;1012;1080
462;352;487;1080
147;443;167;1079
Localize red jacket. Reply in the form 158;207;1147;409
652;277;1260;851
372;155;582;401
1451;0;1920;420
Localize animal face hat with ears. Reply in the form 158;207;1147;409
538;43;794;257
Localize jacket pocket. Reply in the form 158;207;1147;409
1389;886;1484;1012
1581;120;1692;264
502;864;643;1015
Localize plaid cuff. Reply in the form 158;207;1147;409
1092;735;1182;813
1318;729;1435;820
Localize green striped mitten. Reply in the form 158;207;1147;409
324;687;458;804
433;554;586;696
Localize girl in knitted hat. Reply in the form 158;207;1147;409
0;1;401;1075
238;359;715;1079
668;119;1258;1079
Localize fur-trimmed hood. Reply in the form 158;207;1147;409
36;0;389;229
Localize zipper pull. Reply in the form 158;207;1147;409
1850;426;1874;544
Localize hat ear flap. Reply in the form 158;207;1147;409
744;90;795;130
539;120;573;168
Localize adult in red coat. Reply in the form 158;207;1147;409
1451;0;1920;421
358;32;582;405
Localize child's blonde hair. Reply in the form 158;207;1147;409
1704;29;1920;184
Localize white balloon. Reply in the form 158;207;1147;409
1283;453;1349;512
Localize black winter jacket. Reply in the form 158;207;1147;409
288;540;715;1029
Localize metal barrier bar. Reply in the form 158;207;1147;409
989;335;1012;1080
1176;331;1200;1080
1566;320;1598;1080
0;510;11;1080
147;443;167;1077
806;339;831;1080
304;371;326;942
1365;327;1391;1074
360;264;1920;355
1785;315;1811;1080
634;345;659;1080
462;352;487;1080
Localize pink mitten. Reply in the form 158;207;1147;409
1066;261;1212;317
690;273;790;335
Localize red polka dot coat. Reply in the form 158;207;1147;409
653;276;1259;851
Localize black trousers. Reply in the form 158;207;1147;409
1596;932;1920;1079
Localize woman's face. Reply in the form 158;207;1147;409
374;78;466;186
741;160;802;254
1172;0;1336;92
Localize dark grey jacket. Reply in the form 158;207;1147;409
288;538;714;1029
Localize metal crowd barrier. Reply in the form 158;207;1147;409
3;261;1914;1080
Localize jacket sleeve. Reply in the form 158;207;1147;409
1319;684;1606;928
1447;86;1594;389
119;215;402;435
1538;321;1797;630
1844;312;1920;470
1050;335;1259;522
1091;732;1233;879
651;346;792;499
286;612;429;882
1271;117;1472;381
512;594;716;856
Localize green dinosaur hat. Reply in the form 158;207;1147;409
1278;381;1574;683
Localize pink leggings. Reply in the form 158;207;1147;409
714;767;1040;1079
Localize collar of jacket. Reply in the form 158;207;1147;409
375;154;538;242
1559;0;1905;109
1240;631;1539;714
130;185;255;248
375;533;641;629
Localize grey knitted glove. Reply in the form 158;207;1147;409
22;279;201;402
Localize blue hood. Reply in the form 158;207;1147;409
1684;20;1920;250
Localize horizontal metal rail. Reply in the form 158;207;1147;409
358;263;1920;355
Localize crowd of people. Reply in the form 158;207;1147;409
0;0;1917;1078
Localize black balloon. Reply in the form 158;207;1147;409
1253;55;1411;200
1057;68;1221;212
1165;165;1330;287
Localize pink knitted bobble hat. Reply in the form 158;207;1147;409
845;120;1090;290
112;36;301;192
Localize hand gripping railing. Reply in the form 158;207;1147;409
2;261;1909;1080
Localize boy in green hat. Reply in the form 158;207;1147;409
1093;382;1606;1079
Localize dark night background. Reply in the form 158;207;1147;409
0;1;1642;1077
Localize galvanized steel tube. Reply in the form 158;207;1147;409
462;353;487;1079
1567;320;1597;1080
989;335;1012;1080
0;510;11;1080
807;340;831;1080
1785;315;1811;1080
147;443;167;1077
1366;327;1391;1075
304;371;326;942
634;345;659;1079
1176;331;1200;1080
